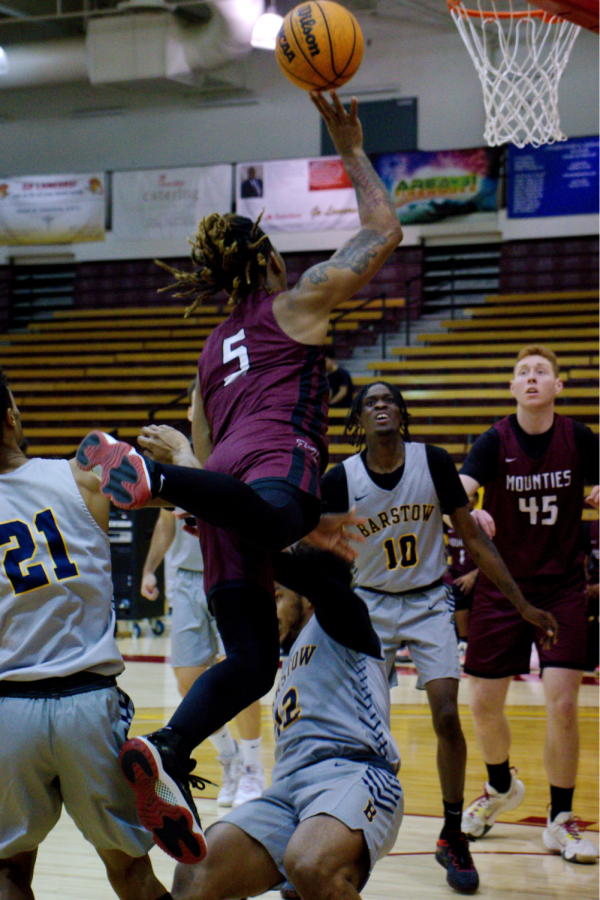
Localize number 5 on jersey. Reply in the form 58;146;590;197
223;329;250;386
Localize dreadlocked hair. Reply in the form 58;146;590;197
344;381;411;449
155;212;273;317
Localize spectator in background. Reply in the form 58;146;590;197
324;347;354;408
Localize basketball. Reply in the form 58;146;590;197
275;1;364;92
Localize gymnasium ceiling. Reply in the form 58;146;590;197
0;0;455;120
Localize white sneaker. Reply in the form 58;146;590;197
462;770;525;838
216;746;242;808
543;812;599;864
233;764;265;808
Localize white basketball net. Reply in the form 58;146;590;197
448;0;581;147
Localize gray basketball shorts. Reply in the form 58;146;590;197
0;686;153;858
219;757;403;885
356;582;460;689
170;568;224;668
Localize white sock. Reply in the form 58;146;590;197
241;737;262;769
209;727;237;759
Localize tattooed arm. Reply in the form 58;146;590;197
273;91;403;346
450;504;559;648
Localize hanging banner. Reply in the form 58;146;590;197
236;158;360;233
112;165;232;240
0;173;105;245
237;148;500;233
507;136;599;218
372;147;501;224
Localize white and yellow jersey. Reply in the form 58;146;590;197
0;458;122;680
343;443;447;593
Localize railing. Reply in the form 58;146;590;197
330;293;391;358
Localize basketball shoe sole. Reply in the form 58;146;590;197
76;431;154;510
119;736;207;864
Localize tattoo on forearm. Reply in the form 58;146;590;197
299;231;388;286
347;152;398;219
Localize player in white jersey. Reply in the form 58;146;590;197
317;382;558;895
170;547;403;900
140;383;264;809
0;368;172;900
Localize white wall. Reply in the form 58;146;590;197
0;18;597;177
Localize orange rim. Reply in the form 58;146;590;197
447;0;560;21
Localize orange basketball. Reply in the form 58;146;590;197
275;1;364;92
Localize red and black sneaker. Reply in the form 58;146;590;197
76;431;156;510
436;830;479;894
119;732;211;864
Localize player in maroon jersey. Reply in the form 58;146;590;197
76;91;403;864
582;518;599;672
459;345;599;864
443;495;478;645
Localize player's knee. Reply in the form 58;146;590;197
285;855;353;900
548;692;578;726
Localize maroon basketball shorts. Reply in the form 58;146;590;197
464;573;588;678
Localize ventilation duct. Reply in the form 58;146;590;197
0;1;264;90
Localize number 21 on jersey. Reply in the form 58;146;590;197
0;508;79;595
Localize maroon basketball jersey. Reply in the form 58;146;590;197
198;289;329;488
482;415;585;581
444;525;477;582
588;519;599;586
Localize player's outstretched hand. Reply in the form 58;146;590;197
138;424;199;467
522;605;559;650
310;90;362;157
304;507;366;562
173;508;200;538
471;507;496;539
585;484;599;509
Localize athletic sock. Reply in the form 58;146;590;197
240;736;263;769
210;727;237;759
550;785;575;821
441;799;464;836
486;759;512;794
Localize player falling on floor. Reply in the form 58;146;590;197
76;89;403;865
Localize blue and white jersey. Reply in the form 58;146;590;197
272;613;400;781
0;459;122;680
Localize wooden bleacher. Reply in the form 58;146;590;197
326;289;598;468
8;296;404;458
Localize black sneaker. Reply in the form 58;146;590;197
280;883;300;899
119;731;211;864
436;830;479;894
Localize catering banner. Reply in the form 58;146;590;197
112;165;232;240
0;173;105;245
373;147;501;224
237;148;500;233
507;136;599;218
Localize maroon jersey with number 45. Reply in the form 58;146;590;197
482;415;584;581
198;290;329;494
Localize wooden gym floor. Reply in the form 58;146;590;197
30;627;599;900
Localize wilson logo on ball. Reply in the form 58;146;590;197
275;0;364;92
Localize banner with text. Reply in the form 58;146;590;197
373;147;501;224
113;165;232;240
237;158;359;232
507;136;599;218
237;148;500;233
0;173;105;245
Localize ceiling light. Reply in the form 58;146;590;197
0;48;8;75
251;6;283;51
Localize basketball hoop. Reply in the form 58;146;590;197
448;0;581;147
